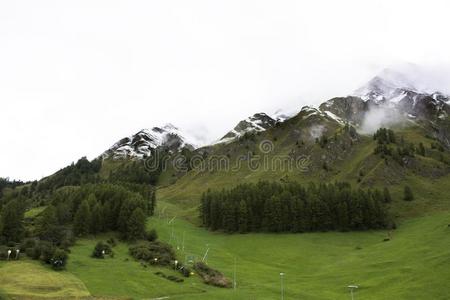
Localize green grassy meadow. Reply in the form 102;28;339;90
1;209;449;299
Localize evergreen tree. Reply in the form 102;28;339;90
403;186;414;201
238;200;248;233
127;207;146;241
0;199;25;242
383;187;392;203
91;203;104;234
150;190;156;216
73;200;91;236
418;142;426;156
35;205;59;241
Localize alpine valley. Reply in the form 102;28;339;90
1;67;450;300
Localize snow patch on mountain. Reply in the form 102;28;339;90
102;123;197;159
216;113;276;144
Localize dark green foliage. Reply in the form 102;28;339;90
383;187;392;203
127;208;147;241
36;157;101;193
0;199;25;242
50;248;68;270
145;229;158;242
49;184;150;240
92;241;112;258
372;128;421;165
193;261;231;288
90;202;104;234
200;181;390;233
318;135;328;148
404;186;414;201
374;128;396;144
34;205;59;242
129;241;176;266
109;161;157;185
418;142;426;156
73;200;91;236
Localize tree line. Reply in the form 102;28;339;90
200;181;392;233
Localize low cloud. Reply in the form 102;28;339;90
359;106;405;134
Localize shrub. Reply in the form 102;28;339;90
92;242;112;259
129;241;175;266
50;249;68;270
38;241;56;264
193;262;231;288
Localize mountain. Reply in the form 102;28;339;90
102;124;196;159
318;67;450;145
217;113;277;144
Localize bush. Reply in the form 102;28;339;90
193;262;231;288
129;241;175;266
38;241;56;264
177;262;192;277
92;242;112;259
50;249;68;270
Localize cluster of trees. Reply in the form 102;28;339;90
373;128;448;165
0;183;156;269
36;157;102;193
109;160;160;185
48;184;155;241
373;128;417;165
200;181;392;233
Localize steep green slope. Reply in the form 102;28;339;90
157;121;450;221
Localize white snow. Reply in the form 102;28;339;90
323;110;344;124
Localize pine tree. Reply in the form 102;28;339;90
35;205;59;241
0;199;25;242
418;142;426;156
383;187;392;203
238;200;248;233
91;203;104;234
127;207;146;241
403;186;414;201
150;190;156;216
73;200;91;236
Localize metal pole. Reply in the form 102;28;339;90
280;273;284;300
350;288;354;300
233;257;237;290
182;231;185;252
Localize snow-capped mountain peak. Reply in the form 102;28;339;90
102;123;196;159
216;112;277;144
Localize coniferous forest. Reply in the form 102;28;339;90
200;181;392;233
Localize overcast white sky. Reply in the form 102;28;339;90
2;0;450;181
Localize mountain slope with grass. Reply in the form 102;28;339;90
1;67;450;300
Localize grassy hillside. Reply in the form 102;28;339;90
157;125;450;221
0;261;90;299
